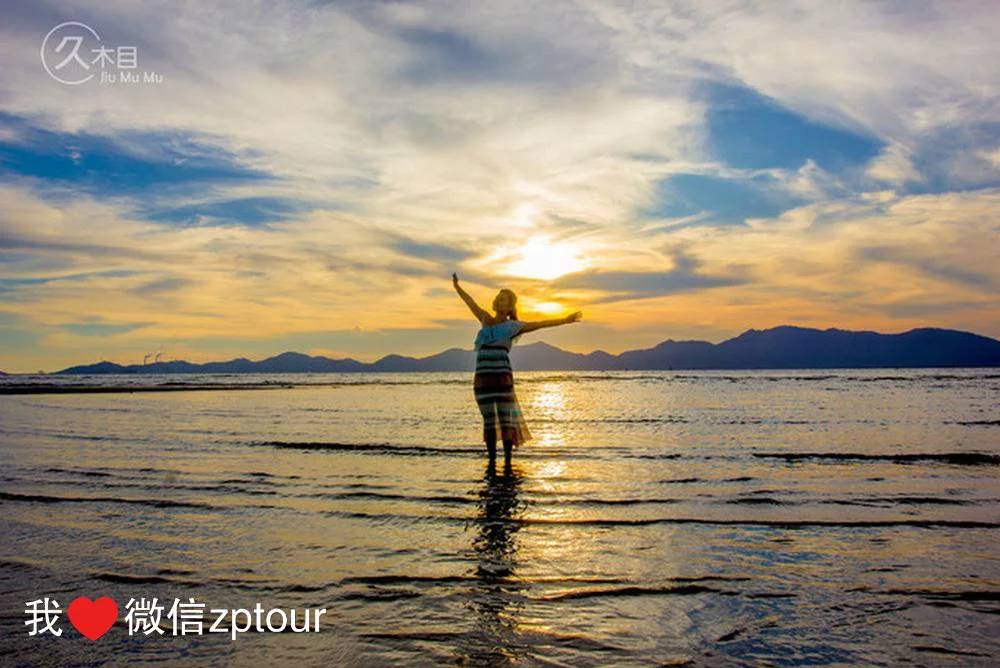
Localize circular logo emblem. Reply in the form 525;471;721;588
41;21;102;85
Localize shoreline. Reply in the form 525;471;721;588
1;367;996;395
0;384;296;395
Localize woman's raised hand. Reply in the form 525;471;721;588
566;311;583;323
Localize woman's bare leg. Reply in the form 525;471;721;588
485;433;497;462
502;438;513;473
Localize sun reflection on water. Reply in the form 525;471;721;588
526;381;570;450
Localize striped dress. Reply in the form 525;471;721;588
473;320;532;446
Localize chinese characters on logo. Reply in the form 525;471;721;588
41;21;163;85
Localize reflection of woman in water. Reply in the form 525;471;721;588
464;467;525;663
453;273;582;468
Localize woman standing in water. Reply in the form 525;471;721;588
453;273;582;469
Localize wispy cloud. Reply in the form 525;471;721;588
60;318;151;337
553;249;745;303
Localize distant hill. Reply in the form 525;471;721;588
53;326;1000;374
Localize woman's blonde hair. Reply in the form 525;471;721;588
492;288;518;321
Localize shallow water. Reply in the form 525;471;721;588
1;369;998;665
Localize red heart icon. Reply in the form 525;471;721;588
67;596;118;641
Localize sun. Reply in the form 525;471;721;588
507;237;584;280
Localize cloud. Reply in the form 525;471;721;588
858;246;995;289
553;249;745;303
61;319;151;336
653;188;1000;333
382;232;474;262
865;144;921;187
130;276;195;296
140;196;316;228
649;173;810;226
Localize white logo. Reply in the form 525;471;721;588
41;21;162;86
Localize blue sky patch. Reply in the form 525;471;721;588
0;113;268;196
651;173;807;225
704;84;883;172
140;196;314;227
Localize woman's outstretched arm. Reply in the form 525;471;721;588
453;273;489;324
518;311;582;334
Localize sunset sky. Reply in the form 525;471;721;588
1;1;998;372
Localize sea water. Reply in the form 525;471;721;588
1;369;997;665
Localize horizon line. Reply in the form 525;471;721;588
8;323;997;375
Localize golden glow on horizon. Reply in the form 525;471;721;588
507;237;584;280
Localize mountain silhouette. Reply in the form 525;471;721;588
55;325;1000;374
